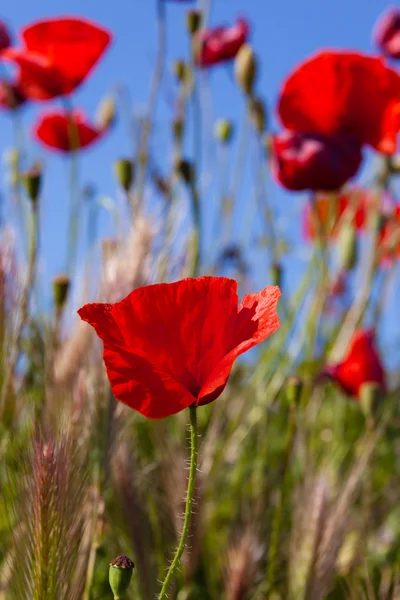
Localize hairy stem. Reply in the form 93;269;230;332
158;405;198;600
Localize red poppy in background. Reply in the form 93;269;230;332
34;110;106;152
323;329;386;398
0;80;26;110
1;17;111;100
196;18;249;67
302;188;368;241
78;277;281;419
0;21;11;51
271;131;363;192
373;7;400;60
278;51;400;154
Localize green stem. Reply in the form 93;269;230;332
158;405;198;600
266;402;296;594
190;182;201;277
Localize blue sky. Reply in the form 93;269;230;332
0;0;398;361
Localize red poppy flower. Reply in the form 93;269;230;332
271;131;363;192
1;17;111;100
34;109;106;153
78;277;281;419
323;329;386;398
373;7;400;60
0;21;11;51
278;51;400;154
303;188;368;241
196;18;249;67
0;79;26;110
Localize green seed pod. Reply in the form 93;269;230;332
109;555;135;599
114;159;135;192
270;263;282;288
249;97;267;134
235;44;257;96
22;166;42;207
186;10;202;34
359;382;384;418
286;376;304;406
338;222;358;271
176;158;194;185
214;119;234;144
52;274;71;312
174;60;188;83
172;118;185;143
96;96;116;130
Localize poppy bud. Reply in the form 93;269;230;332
337;222;358;271
389;154;400;173
52;274;71;311
359;382;384;418
270;263;282;288
114;159;135;192
172;118;185;143
96;96;116;130
286;376;303;406
174;60;188;84
22;166;42;207
214;119;234;144
186;10;202;35
109;555;135;599
176;158;194;185
249;97;267;134
235;44;257;96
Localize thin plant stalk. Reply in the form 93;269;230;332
158;405;198;600
266;401;297;594
135;0;166;209
0;200;39;414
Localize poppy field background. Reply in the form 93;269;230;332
1;0;400;599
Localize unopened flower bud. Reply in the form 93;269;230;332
52;274;71;311
286;376;303;406
270;263;282;287
22;166;42;207
114;159;135;192
172;118;185;143
109;555;135;599
359;382;384;418
176;158;194;185
389;154;400;173
249;97;267;133
214;119;234;144
174;60;188;84
186;10;202;35
338;223;358;271
235;44;257;96
96;96;116;130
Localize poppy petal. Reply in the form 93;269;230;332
21;17;112;92
198;285;280;404
100;277;240;397
278;51;400;152
34;110;104;152
0;48;63;100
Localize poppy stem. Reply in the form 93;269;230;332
158;405;198;600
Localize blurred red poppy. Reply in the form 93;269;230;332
196;18;249;67
373;7;400;60
302;188;368;240
1;17;111;100
34;110;106;153
0;79;26;110
0;21;11;51
323;329;386;398
78;277;281;419
271;131;363;192
278;51;400;154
